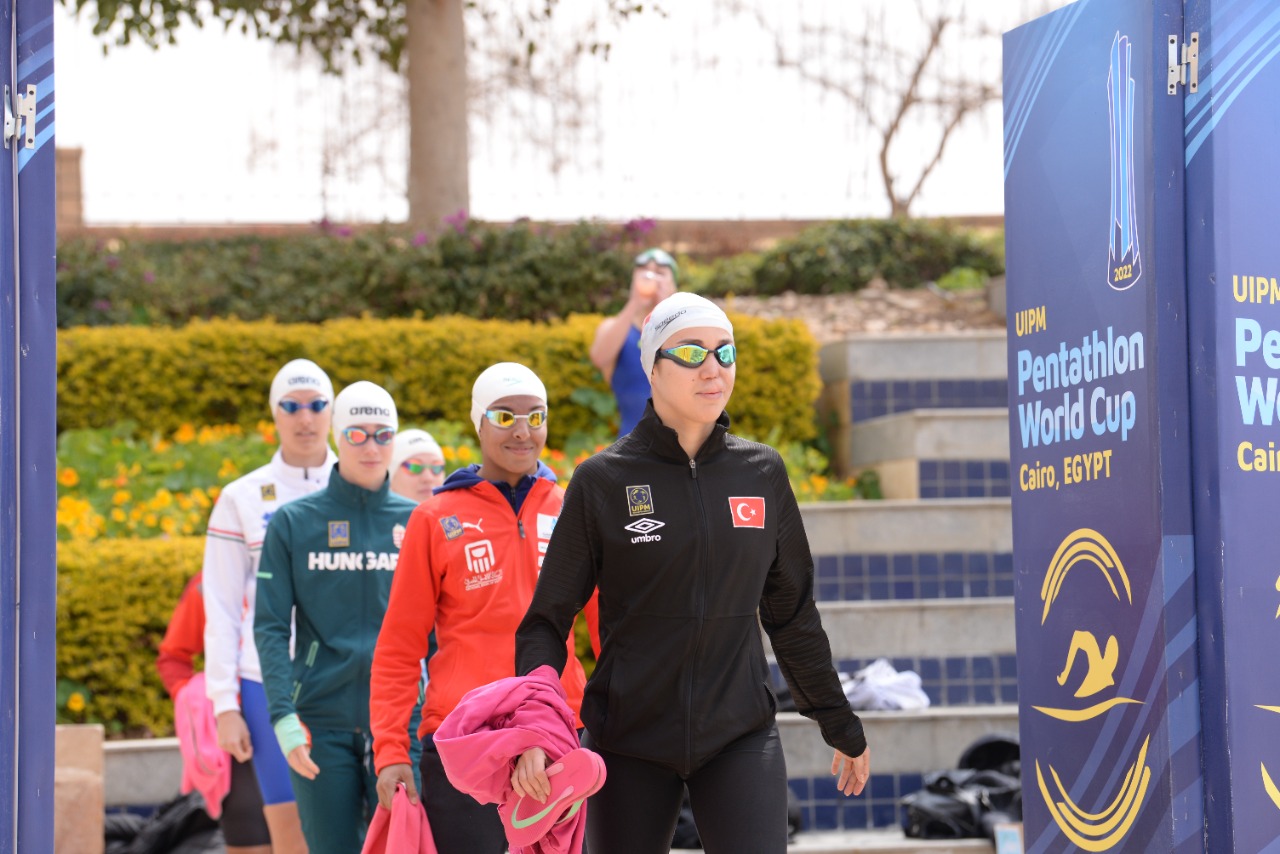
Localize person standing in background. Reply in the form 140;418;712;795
204;357;337;854
590;247;679;436
254;381;420;854
389;429;447;502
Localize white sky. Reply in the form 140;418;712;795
53;0;1066;226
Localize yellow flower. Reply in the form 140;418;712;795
57;468;80;488
66;693;86;713
111;508;126;523
217;458;239;479
160;517;177;533
144;512;158;527
152;438;172;454
174;459;185;470
457;446;473;462
152;489;173;509
174;424;197;444
112;490;131;506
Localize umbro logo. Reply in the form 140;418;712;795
624;517;665;543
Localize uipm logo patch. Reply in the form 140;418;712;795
626;485;654;517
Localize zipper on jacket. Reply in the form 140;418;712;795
686;462;709;773
518;519;526;539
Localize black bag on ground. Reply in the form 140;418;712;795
104;792;223;854
902;734;1022;840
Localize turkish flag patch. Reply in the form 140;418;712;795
729;497;766;529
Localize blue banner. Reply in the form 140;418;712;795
1;0;56;844
1004;0;1203;851
1184;0;1280;850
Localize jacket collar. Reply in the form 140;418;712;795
631;400;731;462
324;461;392;505
434;460;558;496
270;447;337;485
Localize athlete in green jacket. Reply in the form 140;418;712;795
254;380;420;854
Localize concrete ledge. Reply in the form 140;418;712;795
849;409;1010;467
799;499;1012;554
815;599;1016;660
104;737;182;807
779;707;1019;777
819;332;1008;385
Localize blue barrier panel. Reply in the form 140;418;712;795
1;0;55;845
1004;1;1203;851
1184;0;1280;849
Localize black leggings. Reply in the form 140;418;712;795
581;723;789;854
418;734;507;854
221;757;271;847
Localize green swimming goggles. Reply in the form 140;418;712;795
656;343;737;369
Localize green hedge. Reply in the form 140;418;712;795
58;314;821;445
57;537;598;735
57;538;200;735
700;219;1004;296
56;221;638;329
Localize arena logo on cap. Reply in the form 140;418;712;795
626;485;654;517
350;405;392;417
289;376;322;386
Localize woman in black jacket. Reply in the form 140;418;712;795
514;293;870;853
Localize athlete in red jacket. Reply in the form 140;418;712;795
371;362;596;854
155;574;271;853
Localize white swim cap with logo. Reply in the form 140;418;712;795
268;359;334;414
391;429;444;471
331;381;399;441
470;362;548;433
638;292;734;376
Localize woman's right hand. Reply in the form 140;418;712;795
375;763;418;810
511;746;551;803
215;710;253;762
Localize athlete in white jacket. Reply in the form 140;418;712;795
203;358;336;854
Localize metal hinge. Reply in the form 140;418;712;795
1167;33;1199;95
3;84;37;149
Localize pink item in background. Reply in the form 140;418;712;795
173;673;231;819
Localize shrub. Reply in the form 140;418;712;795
57;314;821;445
698;219;1004;297
55;221;638;329
57;538;202;735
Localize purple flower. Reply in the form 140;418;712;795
412;231;429;247
444;209;470;235
92;299;112;312
143;271;155;284
623;218;657;239
337;226;353;238
105;256;120;270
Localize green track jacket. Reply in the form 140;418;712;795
254;464;418;731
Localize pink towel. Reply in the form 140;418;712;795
435;665;592;854
174;673;231;819
361;785;438;854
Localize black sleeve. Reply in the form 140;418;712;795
516;462;602;676
758;451;867;758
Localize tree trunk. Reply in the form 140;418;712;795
406;0;470;229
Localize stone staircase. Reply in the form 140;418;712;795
770;331;1015;850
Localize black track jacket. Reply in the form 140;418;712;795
516;404;866;775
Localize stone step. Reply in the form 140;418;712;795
799;499;1011;555
800;500;1013;603
817;332;1010;479
817;599;1015;660
732;830;994;853
847;408;1010;500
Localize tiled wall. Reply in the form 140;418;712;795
771;654;1018;709
918;459;1012;499
790;772;920;830
850;379;1009;423
815;552;1015;600
832;655;1019;707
